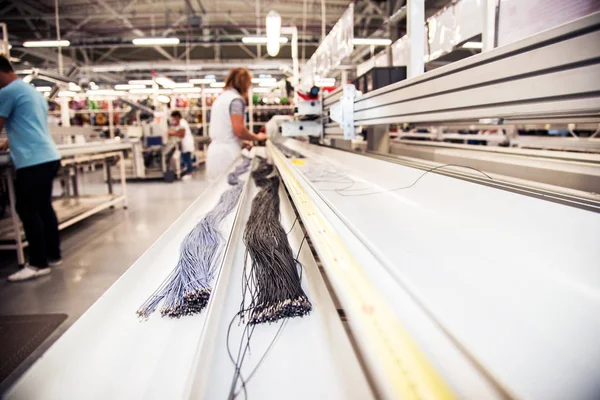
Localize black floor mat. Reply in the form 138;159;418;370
0;314;67;384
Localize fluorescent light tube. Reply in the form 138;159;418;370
241;36;288;44
132;37;180;46
86;89;124;95
129;88;173;94
92;65;125;72
189;78;216;84
170;83;194;88
155;77;176;87
128;80;154;85
23;40;70;48
352;38;392;46
210;82;226;88
252;77;277;83
173;87;202;93
115;84;146;90
266;10;282;57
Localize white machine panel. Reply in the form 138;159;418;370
281;121;322;137
295;100;322;116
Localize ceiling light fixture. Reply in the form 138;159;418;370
252;77;277;83
128;80;154;85
189;78;216;84
129;88;173;94
23;40;70;48
132;37;180;46
170;83;194;88
68;82;82;91
352;38;392;46
35;86;52;92
266;10;282;57
115;84;146;90
86;89;125;96
210;82;226;88
91;65;126;72
155;76;176;87
241;36;288;44
462;41;483;49
173;87;202;93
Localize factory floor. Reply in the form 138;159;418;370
0;167;211;394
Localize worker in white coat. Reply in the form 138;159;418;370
168;110;195;180
207;68;267;180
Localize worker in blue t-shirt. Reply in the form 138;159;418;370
0;55;62;282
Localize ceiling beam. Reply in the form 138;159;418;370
14;4;43;39
63;16;94;38
162;14;187;37
95;47;118;63
195;0;207;14
153;46;176;61
95;0;176;61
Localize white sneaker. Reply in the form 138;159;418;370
181;175;192;181
7;264;51;282
48;258;63;267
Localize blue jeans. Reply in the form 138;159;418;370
181;152;193;175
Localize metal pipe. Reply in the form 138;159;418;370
321;0;326;41
55;0;63;75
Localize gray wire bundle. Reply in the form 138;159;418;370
228;158;251;185
137;160;248;319
241;159;312;325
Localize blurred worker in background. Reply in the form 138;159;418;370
0;55;62;282
207;67;267;180
168;110;195;180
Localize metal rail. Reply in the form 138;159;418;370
352;12;600;125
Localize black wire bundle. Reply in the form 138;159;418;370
249;156;274;186
241;159;312;325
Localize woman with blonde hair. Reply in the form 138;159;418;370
206;67;267;179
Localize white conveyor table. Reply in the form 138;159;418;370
271;138;600;400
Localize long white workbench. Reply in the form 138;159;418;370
0;142;131;264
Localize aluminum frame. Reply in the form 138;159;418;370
352;12;600;125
